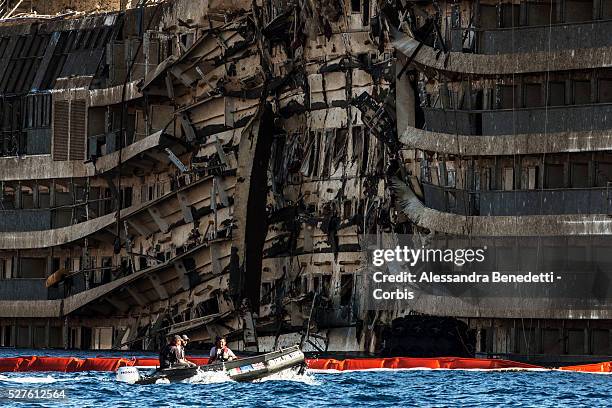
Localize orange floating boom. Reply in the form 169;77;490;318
0;356;610;373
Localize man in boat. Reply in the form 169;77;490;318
159;335;195;369
208;336;236;364
179;334;196;368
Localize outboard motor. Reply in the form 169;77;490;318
116;366;141;384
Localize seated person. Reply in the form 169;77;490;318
159;335;195;369
208;336;236;364
179;334;196;368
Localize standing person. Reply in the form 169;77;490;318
208;336;236;364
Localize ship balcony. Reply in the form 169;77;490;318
451;19;612;55
422;182;612;217
422;104;612;137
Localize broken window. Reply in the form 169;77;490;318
351;0;361;13
574;80;591;104
547;81;565;106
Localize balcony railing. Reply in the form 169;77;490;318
451;19;612;55
423;104;612;136
422;183;612;216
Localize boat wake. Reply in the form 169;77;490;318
179;367;317;385
182;369;232;384
253;368;319;385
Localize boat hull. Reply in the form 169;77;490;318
134;346;304;384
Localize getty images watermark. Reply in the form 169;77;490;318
361;235;612;311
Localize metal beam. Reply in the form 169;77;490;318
173;260;191;291
105;297;130;313
147;207;169;233
179;113;196;142
125;287;148;307
177;192;194;223
214;176;229;206
214;137;228;167
148;274;169;299
127;219;154;237
165;72;175;100
170;66;197;87
31;32;60;91
165;148;188;172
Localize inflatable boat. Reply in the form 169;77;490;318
116;345;305;384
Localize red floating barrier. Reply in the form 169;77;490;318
306;356;542;371
133;358;158;367
560;361;612;373
25;357;79;372
0;357;23;372
80;358;130;372
0;355;609;374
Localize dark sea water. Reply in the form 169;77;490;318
0;349;610;407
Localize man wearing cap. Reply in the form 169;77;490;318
179;334;196;368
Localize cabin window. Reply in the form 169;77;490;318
565;0;593;22
547;81;565;106
524;83;542;107
574;80;591;104
599;79;612;102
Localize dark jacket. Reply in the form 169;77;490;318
159;344;181;369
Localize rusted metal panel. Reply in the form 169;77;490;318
52;100;69;161
69;100;86;161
